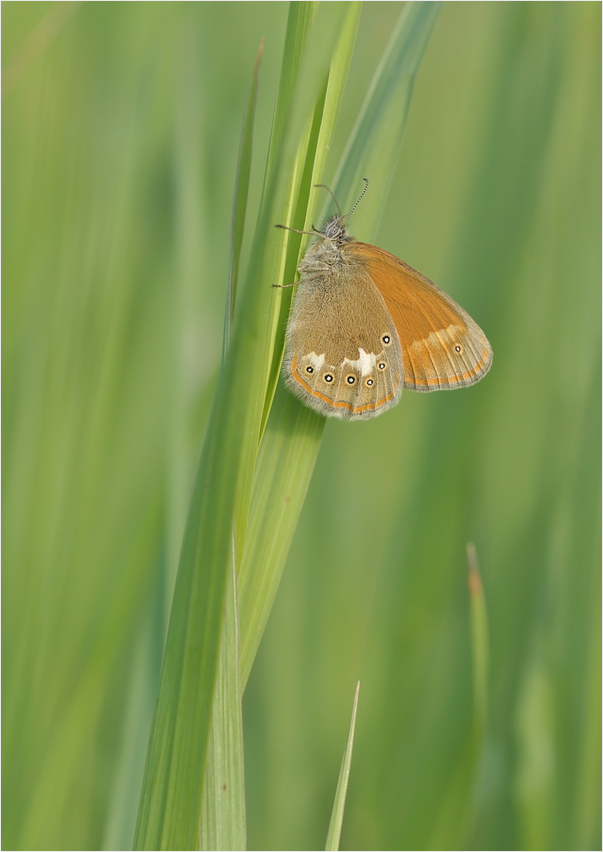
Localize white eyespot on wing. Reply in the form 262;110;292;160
342;348;377;376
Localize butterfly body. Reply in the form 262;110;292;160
282;192;492;421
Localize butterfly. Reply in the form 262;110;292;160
277;180;492;420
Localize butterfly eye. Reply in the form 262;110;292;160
305;366;314;374
382;334;391;346
366;378;374;387
346;375;356;385
323;373;334;383
378;362;387;370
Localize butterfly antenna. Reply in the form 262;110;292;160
314;184;342;217
345;178;369;226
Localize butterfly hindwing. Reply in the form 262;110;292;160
284;261;403;419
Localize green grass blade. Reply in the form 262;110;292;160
199;558;246;850
102;585;165;851
408;545;491;850
197;42;266;851
467;543;489;736
332;1;442;219
325;682;360;851
224;38;264;354
239;383;325;687
134;5;347;848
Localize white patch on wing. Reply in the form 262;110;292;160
410;325;460;350
342;348;377;376
305;351;325;371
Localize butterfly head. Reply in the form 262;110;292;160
314;179;369;246
319;215;354;246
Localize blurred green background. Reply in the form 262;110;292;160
3;2;600;850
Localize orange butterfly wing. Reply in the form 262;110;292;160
348;243;492;391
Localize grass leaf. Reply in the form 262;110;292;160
134;4;354;847
325;682;361;851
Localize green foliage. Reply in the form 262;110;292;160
325;682;360;851
3;3;600;851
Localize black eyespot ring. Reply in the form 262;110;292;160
366;378;374;387
455;345;462;353
306;366;314;373
382;335;391;345
346;375;356;385
378;362;386;370
324;373;334;383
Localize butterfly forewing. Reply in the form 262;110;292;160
349;243;492;390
